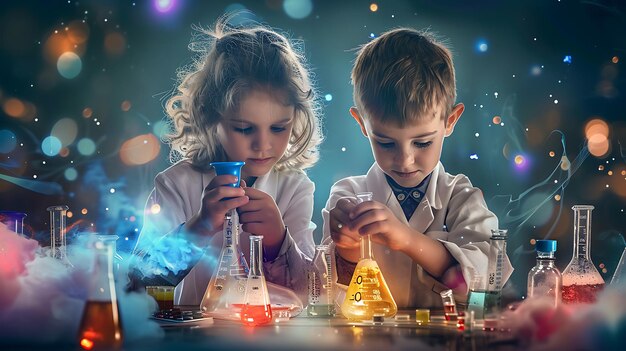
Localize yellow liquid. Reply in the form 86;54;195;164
341;259;397;321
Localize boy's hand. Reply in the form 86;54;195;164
329;198;360;251
349;200;411;252
190;175;249;232
237;185;286;249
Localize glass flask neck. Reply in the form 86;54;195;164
249;235;264;276
224;210;239;247
89;237;117;302
356;192;374;260
572;205;593;261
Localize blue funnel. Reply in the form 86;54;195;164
210;161;245;187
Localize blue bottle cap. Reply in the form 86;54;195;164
210;161;245;187
535;240;557;253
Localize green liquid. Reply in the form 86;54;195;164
467;289;501;319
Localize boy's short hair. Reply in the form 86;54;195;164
352;28;456;126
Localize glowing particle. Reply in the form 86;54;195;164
494;92;498;98
64;167;78;181
608;171;613;175
492;116;501;124
57;52;82;79
598;165;605;171
563;55;572;64
476;39;488;53
151;204;161;214
325;94;333;101
500;122;504;126
470;154;478;160
531;65;542;76
621;170;625;176
81;208;88;215
606;184;610;188
554;180;558;184
67;211;73;218
602;268;608;274
82;107;93;118
612;56;619;64
369;32;376;38
105;207;109;211
549;151;555;157
121;100;131;111
554;100;558;104
283;0;313;19
475;133;479;137
370;3;378;12
33;175;37;179
341;147;346;152
154;0;175;13
530;239;536;245
514;155;524;165
42;136;62;156
109;188;115;193
554;194;561;201
599;263;605;269
560;156;570;170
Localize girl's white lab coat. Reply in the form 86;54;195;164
322;162;513;308
135;160;315;305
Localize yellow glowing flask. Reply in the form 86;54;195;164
341;192;397;321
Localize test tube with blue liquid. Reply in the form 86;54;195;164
48;205;72;266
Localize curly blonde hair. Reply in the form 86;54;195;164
165;15;322;171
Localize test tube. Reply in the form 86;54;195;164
48;205;71;265
0;211;27;237
440;289;458;322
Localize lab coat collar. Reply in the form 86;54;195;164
365;162;445;233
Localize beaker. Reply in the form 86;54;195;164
611;246;625;285
78;235;123;350
48;205;72;266
341;192;397;321
241;235;272;326
307;244;336;316
200;210;249;320
484;229;507;316
562;205;605;303
0;211;27;237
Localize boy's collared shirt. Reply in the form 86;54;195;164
322;161;513;308
385;173;431;221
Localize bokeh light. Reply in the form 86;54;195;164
283;0;313;19
81;208;88;215
584;118;611;157
3;98;25;118
492;115;501;125
64;167;78;181
119;134;161;166
560;156;571;171
476;39;488;53
51;118;78;147
41;136;62;156
612;56;619;64
104;32;126;57
554;194;561;201
77;138;96;156
121;100;132;111
514;154;525;165
549;151;555;157
325;94;333;101
370;3;378;12
82;107;93;118
152;121;171;139
57;52;82;79
154;0;176;13
150;204;161;214
0;130;17;153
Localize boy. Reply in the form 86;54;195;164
322;28;513;308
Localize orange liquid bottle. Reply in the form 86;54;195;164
77;235;123;350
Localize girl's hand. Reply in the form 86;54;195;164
349;200;411;252
188;175;249;233
237;186;286;250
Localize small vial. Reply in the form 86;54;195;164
440;289;458;322
456;311;465;331
415;309;430;325
372;314;384;325
394;314;410;322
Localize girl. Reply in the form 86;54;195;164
133;16;322;306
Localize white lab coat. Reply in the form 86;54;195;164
322;162;513;308
135;160;316;305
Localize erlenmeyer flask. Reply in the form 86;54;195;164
78;235;123;350
562;205;605;303
241;235;272;326
200;161;248;320
307;244;336;316
200;210;248;320
341;192;397;321
611;246;626;285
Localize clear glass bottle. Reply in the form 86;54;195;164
241;235;272;326
562;205;605;303
48;205;72;266
484;229;507;316
341;192;397;321
307;244;336;316
78;235;123;350
527;240;562;307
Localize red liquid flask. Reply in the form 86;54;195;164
240;235;273;326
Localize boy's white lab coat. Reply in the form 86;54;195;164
322;162;513;308
135;160;315;305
